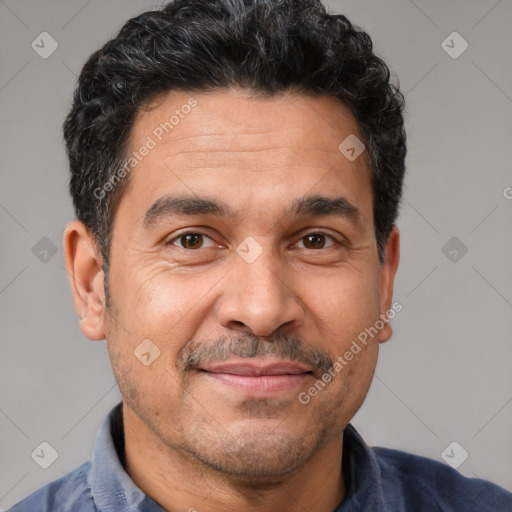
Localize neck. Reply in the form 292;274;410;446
122;404;346;512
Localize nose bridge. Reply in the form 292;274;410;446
215;241;303;336
239;250;283;301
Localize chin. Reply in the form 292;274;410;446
182;416;333;482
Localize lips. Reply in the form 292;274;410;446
201;360;312;376
199;359;313;394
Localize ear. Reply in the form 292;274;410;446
63;220;106;341
377;226;400;343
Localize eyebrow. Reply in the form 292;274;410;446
142;193;363;228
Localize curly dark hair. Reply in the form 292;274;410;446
63;0;406;274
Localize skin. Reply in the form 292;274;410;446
64;88;400;512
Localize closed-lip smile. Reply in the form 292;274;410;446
199;358;314;395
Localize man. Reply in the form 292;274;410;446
8;0;511;510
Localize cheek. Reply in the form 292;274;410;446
111;264;201;328
108;267;226;368
306;266;381;347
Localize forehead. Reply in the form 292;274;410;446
133;88;366;160
117;89;373;227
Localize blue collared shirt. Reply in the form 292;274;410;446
8;402;512;511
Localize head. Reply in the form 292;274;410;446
64;0;405;482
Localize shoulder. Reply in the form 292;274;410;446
373;446;512;511
7;462;97;512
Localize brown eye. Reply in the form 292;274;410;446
303;233;325;249
169;232;215;250
180;234;203;249
299;233;337;250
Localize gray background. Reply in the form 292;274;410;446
1;0;511;508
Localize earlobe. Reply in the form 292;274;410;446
63;220;106;341
377;227;400;344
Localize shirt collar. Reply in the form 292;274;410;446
337;423;385;511
88;401;166;512
88;401;384;511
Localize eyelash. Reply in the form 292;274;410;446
167;231;344;250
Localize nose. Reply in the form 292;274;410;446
215;251;304;337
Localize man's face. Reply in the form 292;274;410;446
85;89;398;478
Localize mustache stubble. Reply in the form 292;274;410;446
176;332;333;377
